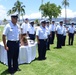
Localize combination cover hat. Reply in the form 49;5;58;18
11;13;18;18
40;20;46;23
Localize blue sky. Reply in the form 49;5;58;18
0;0;76;20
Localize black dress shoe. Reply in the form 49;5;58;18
46;48;50;50
11;74;14;75
8;69;14;74
47;49;50;50
17;68;21;71
8;71;14;74
38;58;42;60
14;68;21;72
54;47;62;49
43;57;47;60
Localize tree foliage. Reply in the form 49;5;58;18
39;2;61;21
2;18;8;25
7;0;25;20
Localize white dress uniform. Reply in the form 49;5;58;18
62;26;67;46
50;24;56;32
46;26;50;35
56;25;64;35
68;25;75;34
21;22;29;34
3;22;20;41
36;25;48;60
27;24;35;35
63;27;67;36
36;25;48;40
49;24;56;44
27;24;36;40
3;21;20;74
56;25;64;48
46;25;50;50
68;25;75;45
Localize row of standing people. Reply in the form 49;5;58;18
21;18;35;41
56;21;75;48
21;19;76;60
21;19;56;45
2;12;76;74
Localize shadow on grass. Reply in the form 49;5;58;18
0;69;9;75
53;47;62;49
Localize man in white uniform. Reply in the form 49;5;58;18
27;21;36;41
36;20;48;60
50;20;56;44
46;20;50;50
21;18;29;37
62;24;67;46
68;22;75;45
56;20;64;48
2;13;21;74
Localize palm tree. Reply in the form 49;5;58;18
7;0;25;21
12;0;25;20
7;9;14;16
62;0;69;24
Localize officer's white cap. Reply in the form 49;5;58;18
40;20;46;23
71;22;74;24
46;20;50;23
25;18;29;20
30;20;34;23
60;20;63;23
11;13;18;18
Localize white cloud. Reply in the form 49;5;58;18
60;8;76;18
23;12;41;19
0;5;10;20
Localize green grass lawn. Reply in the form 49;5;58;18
0;26;76;75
